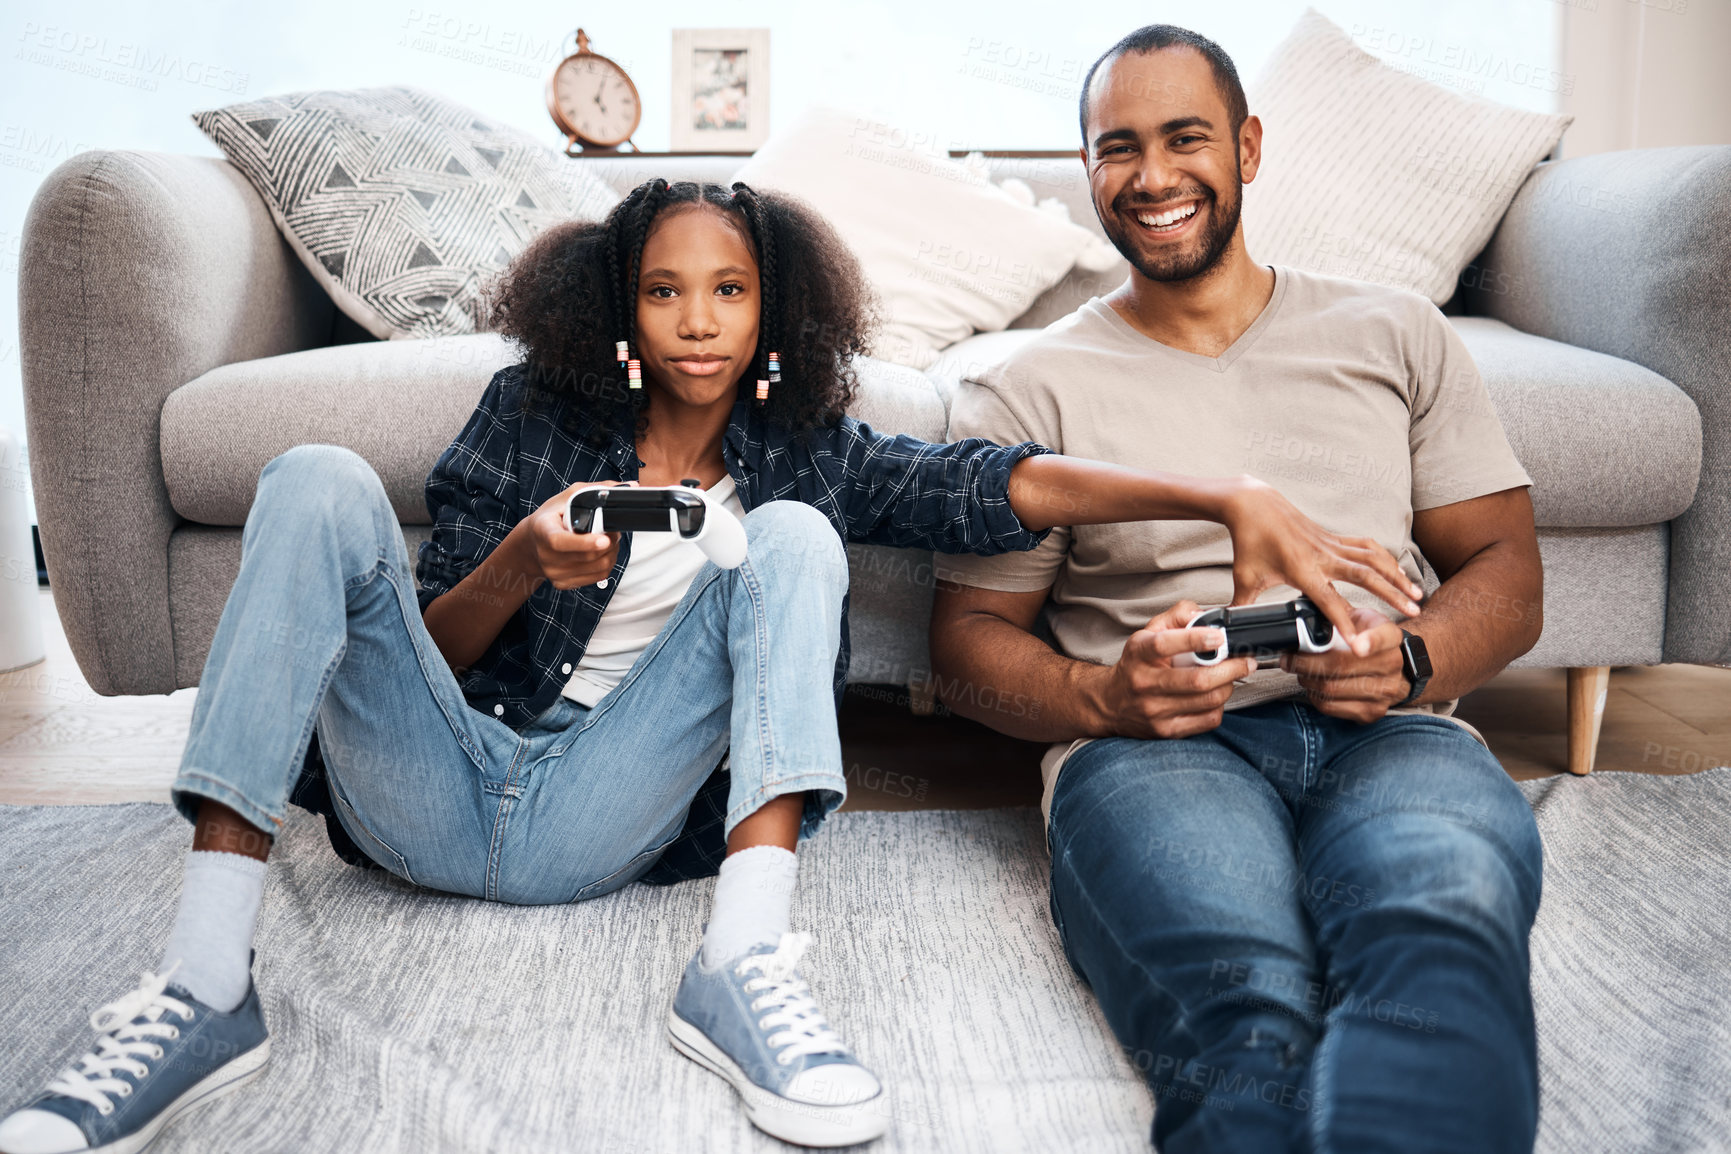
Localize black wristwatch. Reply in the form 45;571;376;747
1395;630;1432;707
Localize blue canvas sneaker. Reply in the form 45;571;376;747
669;932;887;1147
0;964;269;1154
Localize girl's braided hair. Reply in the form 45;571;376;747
487;179;876;445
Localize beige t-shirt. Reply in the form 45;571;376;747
941;266;1533;819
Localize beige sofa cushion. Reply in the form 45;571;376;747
160;337;948;526
1451;318;1700;527
160;314;1697;533
162;334;517;526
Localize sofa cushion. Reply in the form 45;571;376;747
843;357;949;443
931;319;1700;529
926;330;1055;418
162;334;518;526
1452;317;1700;527
161;338;949;527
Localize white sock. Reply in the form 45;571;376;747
701;845;799;967
159;849;267;1012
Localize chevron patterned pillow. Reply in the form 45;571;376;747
194;86;620;340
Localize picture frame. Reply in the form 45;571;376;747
670;28;770;153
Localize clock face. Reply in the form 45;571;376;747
554;56;639;146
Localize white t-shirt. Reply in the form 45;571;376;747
561;475;746;708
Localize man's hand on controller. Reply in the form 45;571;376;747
527;480;630;590
1280;607;1411;723
1097;601;1258;739
1221;478;1423;656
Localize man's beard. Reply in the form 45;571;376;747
1102;176;1242;283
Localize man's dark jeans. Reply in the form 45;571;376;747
1048;701;1543;1154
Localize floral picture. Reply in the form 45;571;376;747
671;29;769;151
691;49;749;131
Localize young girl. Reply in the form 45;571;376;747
0;179;1420;1152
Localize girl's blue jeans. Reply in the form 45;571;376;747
171;444;849;905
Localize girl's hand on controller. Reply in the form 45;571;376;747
526;480;629;590
1220;477;1424;656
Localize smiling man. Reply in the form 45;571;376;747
929;25;1547;1154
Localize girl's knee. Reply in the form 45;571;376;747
743;499;834;541
256;444;389;521
265;442;368;478
741;501;846;584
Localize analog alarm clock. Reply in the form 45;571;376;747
547;29;641;155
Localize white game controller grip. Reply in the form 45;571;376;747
687;492;747;569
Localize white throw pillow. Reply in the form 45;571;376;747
194;87;621;340
1242;9;1571;304
735;107;1118;369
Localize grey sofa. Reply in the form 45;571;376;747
19;149;1729;773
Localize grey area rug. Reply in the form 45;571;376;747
2;769;1729;1153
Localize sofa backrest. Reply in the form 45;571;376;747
570;154;1128;332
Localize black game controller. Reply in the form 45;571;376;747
1172;597;1352;668
562;481;747;569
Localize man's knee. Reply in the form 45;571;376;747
1324;722;1542;910
741;500;846;587
1438;796;1542;931
1482;784;1543;887
1404;750;1543;902
1333;800;1541;953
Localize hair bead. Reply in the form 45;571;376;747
627;359;642;389
615;340;629;366
762;350;782;407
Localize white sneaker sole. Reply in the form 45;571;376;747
667;1011;889;1148
83;1040;270;1154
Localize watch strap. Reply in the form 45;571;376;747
1395;630;1431;708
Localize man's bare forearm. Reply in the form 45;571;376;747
928;606;1112;742
1405;541;1542;704
422;522;545;671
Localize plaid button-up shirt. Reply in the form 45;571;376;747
292;362;1053;883
413;363;1054;724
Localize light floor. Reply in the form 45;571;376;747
2;590;1727;810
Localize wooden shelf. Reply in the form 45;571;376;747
563;149;1079;159
946;150;1079;158
565;150;753;158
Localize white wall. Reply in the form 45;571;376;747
1558;0;1731;156
1;0;1558;521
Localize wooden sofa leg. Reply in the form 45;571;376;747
1566;666;1611;776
